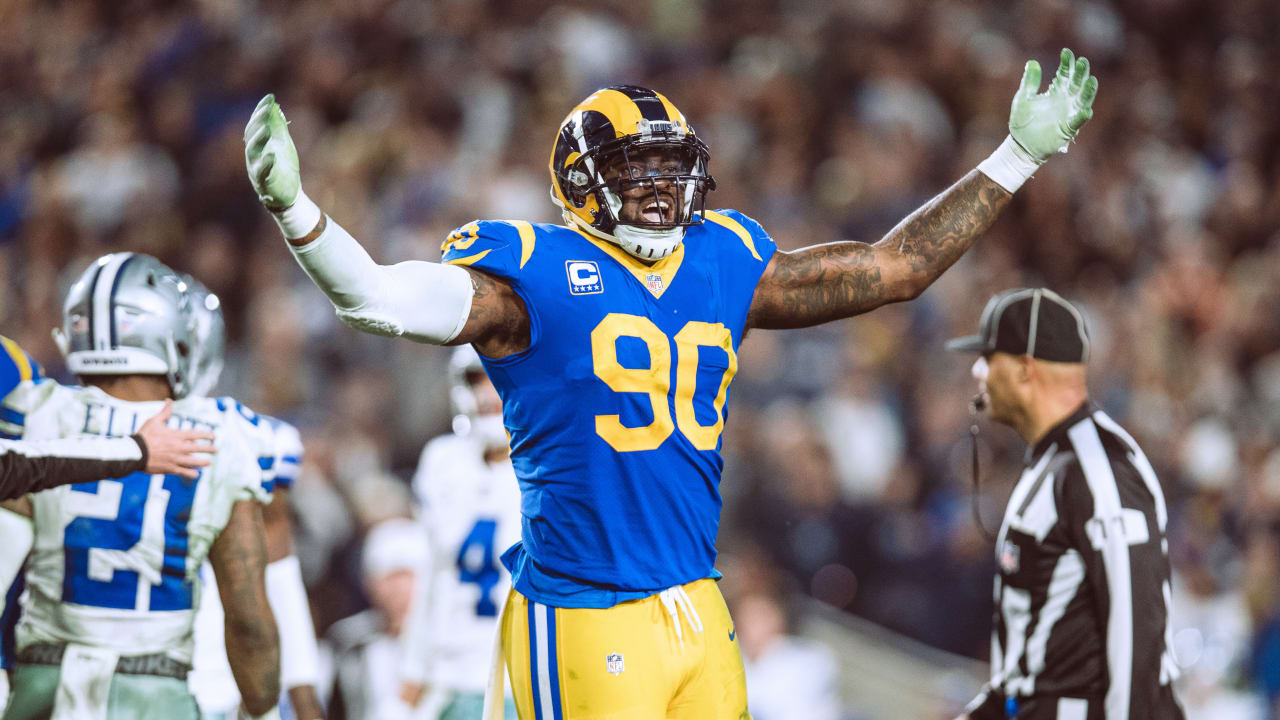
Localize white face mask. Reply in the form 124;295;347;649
600;186;688;261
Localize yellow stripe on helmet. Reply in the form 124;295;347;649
583;89;648;137
654;93;687;131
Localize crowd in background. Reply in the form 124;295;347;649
2;0;1279;717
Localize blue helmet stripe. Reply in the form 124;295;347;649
106;254;137;349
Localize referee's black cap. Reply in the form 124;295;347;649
946;288;1090;363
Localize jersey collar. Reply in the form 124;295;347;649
1027;400;1095;464
568;227;685;300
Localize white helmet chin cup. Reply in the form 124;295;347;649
597;186;687;261
614;224;685;261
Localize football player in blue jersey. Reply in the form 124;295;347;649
245;49;1098;720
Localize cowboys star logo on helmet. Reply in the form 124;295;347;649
549;85;716;261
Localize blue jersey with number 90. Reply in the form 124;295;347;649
441;211;777;608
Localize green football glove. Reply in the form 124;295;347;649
244;94;301;211
1008;48;1098;161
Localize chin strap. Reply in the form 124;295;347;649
970;396;999;543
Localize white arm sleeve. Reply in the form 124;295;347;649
264;555;320;690
284;194;474;345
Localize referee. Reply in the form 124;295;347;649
948;288;1184;720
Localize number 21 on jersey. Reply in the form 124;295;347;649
63;472;198;611
591;313;737;453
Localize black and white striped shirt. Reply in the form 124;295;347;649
0;435;146;501
967;403;1184;720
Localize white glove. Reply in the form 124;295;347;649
979;47;1099;193
243;94;321;238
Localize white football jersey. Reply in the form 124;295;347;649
5;380;271;664
403;433;522;693
189;413;301;712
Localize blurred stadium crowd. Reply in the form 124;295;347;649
2;0;1279;717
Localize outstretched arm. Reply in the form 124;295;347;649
243;96;530;358
749;49;1097;330
748;171;1009;328
0;400;215;500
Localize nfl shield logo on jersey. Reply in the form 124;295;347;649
606;652;625;676
645;273;663;293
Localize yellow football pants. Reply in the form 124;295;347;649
501;578;750;720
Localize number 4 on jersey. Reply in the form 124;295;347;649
457;518;501;617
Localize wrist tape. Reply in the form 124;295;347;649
977;135;1043;193
270;190;323;240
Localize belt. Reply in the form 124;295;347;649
18;643;191;681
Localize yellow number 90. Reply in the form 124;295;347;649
590;313;737;453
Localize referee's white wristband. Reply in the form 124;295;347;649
977;135;1043;194
238;707;280;720
270;190;323;240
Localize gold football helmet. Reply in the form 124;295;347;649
549;85;715;260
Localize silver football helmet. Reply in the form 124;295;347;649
183;274;225;398
447;345;507;449
54;252;196;399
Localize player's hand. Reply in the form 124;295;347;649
1008;48;1098;162
136;399;215;479
244;94;302;210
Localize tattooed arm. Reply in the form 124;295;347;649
210;499;281;717
447;267;531;358
748;47;1101;329
747;171;1011;329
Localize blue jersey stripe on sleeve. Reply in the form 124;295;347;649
0;406;23;427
